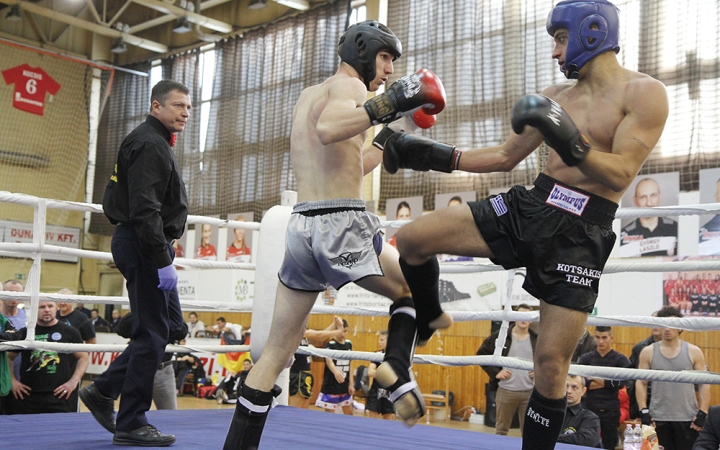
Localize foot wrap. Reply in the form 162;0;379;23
374;361;426;426
521;389;567;450
399;257;453;345
222;384;282;450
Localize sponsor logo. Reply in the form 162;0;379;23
527;406;550;427
490;195;508;216
546;184;589;216
329;251;362;269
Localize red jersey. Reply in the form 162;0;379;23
195;244;217;260
226;243;251;262
2;64;61;116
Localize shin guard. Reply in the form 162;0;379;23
521;389;567;450
399;257;452;345
222;383;281;450
374;298;426;426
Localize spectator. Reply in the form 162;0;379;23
366;330;394;420
288;316;344;409
628;310;661;418
693;405;720;450
212;317;242;340
636;306;710;450
216;359;253;404
174;341;206;395
4;300;88;414
56;289;96;344
2;279;27;331
108;310;121;333
571;329;597;363
186;312;205;338
557;374;602;448
577;326;631;449
75;303;93;318
90;309;109;330
0;294;17;412
477;304;537;435
315;319;354;415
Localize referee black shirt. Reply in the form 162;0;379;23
103;115;188;268
577;348;631;411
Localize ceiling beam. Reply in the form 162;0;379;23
0;0;168;53
131;0;233;33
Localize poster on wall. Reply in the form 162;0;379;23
172;224;188;269
699;168;720;255
662;256;720;316
434;191;477;262
195;215;219;261
619;172;679;257
385;196;423;247
225;212;254;263
0;219;80;262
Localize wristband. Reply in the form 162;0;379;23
640;408;652;426
694;410;707;428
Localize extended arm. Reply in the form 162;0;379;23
691;345;710;430
635;346;652;425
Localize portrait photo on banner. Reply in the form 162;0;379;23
195;215;219;261
619;172;679;257
172;223;188;269
698;168;720;255
434;191;477;263
225;212;254;263
662;256;720;316
385;195;423;248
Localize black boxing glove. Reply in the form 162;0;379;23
641;408;652;426
693;410;707;429
365;69;446;125
511;94;590;167
383;132;461;174
372;110;438;150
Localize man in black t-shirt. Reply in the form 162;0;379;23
315;319;354;415
56;289;96;344
5;301;87;414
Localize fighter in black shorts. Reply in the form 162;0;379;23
382;2;669;449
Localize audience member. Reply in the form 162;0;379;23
577;326;631;449
212;317;242;339
315;319;354;415
571;329;597;363
2;280;27;381
186;312;205;338
693;405;720;450
0;298;17;412
108;310;121;333
288;316;344;409
56;289;96;344
90;309;109;330
4;301;88;414
216;359;253;404
628;310;661;418
174;345;205;395
557;374;602;448
366;330;394;420
477;304;537;435
636;306;709;450
75;303;93;318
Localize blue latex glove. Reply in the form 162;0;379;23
157;264;178;291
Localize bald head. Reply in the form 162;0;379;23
634;178;661;208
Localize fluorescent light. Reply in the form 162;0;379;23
111;37;127;54
173;16;192;34
274;0;309;11
248;0;269;9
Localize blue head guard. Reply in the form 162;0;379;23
338;20;402;90
546;0;620;79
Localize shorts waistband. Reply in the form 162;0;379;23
531;173;618;228
293;199;366;216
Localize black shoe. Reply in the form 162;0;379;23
113;425;176;447
80;383;116;434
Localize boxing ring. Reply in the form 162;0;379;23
2;190;720;450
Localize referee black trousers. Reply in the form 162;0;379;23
94;224;183;432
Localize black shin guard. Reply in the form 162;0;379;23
521;389;567;450
399;257;444;343
222;384;281;450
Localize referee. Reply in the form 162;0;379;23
80;79;189;447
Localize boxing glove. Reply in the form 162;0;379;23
372;110;437;150
511;94;590;167
365;69;446;125
383;132;461;174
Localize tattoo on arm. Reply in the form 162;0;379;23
632;136;650;151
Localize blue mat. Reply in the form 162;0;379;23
0;406;596;449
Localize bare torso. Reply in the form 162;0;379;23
291;75;368;202
542;68;657;203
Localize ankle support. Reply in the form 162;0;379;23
384;297;416;370
222;384;282;450
521;389;567;450
399;257;443;342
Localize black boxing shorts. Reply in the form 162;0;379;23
289;370;314;398
468;173;617;313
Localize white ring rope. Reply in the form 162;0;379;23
0;341;250;354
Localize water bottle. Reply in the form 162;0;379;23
623;424;634;450
633;424;643;449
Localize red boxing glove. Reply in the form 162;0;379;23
364;68;447;125
412;109;437;129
